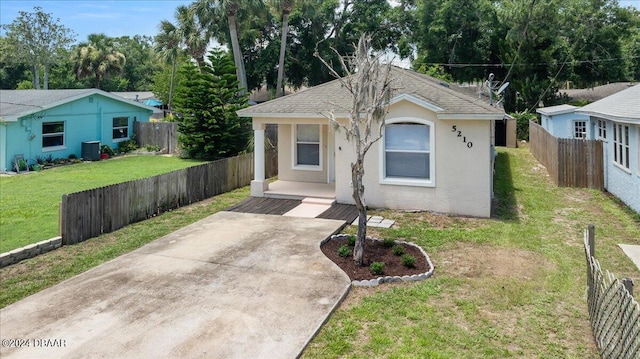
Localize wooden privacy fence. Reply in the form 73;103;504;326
584;225;639;359
61;148;277;245
134;121;178;153
529;120;604;190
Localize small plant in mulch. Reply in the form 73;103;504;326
338;244;352;257
392;244;405;256
401;254;416;268
382;238;395;247
370;262;385;275
347;235;356;246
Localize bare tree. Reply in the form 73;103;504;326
315;34;397;266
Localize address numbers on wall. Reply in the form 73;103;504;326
451;125;473;148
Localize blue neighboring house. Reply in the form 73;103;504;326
0;89;159;172
536;104;592;139
576;84;640;214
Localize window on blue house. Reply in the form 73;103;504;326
574;121;586;139
42;121;64;149
113;117;129;140
597;119;607;140
613;123;630;169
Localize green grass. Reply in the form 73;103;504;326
0;186;248;308
303;145;640;358
0;155;204;252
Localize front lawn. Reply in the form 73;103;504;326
0;155;205;253
303;145;640;358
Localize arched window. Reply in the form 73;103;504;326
381;118;435;187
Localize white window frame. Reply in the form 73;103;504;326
42;121;65;151
112;116;130;142
291;124;323;171
380;117;435;187
637;125;640;177
573;120;587;139
613;122;630;171
596;119;607;141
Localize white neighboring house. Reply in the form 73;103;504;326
576;84;640;213
237;67;509;218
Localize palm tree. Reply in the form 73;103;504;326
71;33;126;89
174;5;210;72
154;20;182;112
272;0;294;98
193;0;264;95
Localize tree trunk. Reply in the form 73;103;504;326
228;14;247;95
276;12;290;98
32;64;40;89
168;57;176;112
352;158;366;266
43;63;49;90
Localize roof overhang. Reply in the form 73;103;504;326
536;105;578;116
575;110;640;124
1;89;158;122
388;93;445;113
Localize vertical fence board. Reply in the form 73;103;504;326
529;121;603;190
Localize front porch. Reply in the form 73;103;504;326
264;180;335;200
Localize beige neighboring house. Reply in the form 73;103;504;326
237;67;509;217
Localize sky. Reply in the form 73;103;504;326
1;0;639;43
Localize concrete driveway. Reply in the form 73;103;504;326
0;212;350;359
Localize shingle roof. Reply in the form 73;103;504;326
0;89;158;122
237;67;505;119
560;82;636;102
536;104;579;116
576;84;640;122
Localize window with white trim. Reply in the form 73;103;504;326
597;119;607;140
613;122;630;169
382;119;434;185
113;117;129;140
574;121;586;139
42;121;64;149
294;124;321;168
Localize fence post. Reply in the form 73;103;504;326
622;278;634;296
588;224;595;258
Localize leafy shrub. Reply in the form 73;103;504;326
117;139;138;153
100;145;115;156
401;254;416;268
392;244;405;256
338;244;352;257
382;238;395;247
347;235;356;246
144;144;161;152
370;262;385;275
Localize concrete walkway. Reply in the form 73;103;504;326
619;244;640;271
0;212;350;359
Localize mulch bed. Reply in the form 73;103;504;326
321;236;431;281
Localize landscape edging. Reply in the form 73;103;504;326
323;234;435;287
0;237;62;268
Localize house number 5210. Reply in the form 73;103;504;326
451;125;473;148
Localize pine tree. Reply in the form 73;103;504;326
174;49;250;160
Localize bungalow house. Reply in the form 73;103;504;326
576;84;640;213
536;104;592;139
237;67;509;218
0;89;159;172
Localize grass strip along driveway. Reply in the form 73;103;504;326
1;146;639;357
0;155;204;252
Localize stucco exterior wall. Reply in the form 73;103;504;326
2;94;151;171
335;100;493;217
603;122;640;213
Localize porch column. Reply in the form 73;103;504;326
251;122;268;197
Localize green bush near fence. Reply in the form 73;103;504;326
0;156;204;253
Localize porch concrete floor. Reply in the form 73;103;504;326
264;180;335;200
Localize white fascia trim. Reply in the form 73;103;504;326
437;113;504;121
389;93;445;113
576;111;640;124
536;107;578;116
